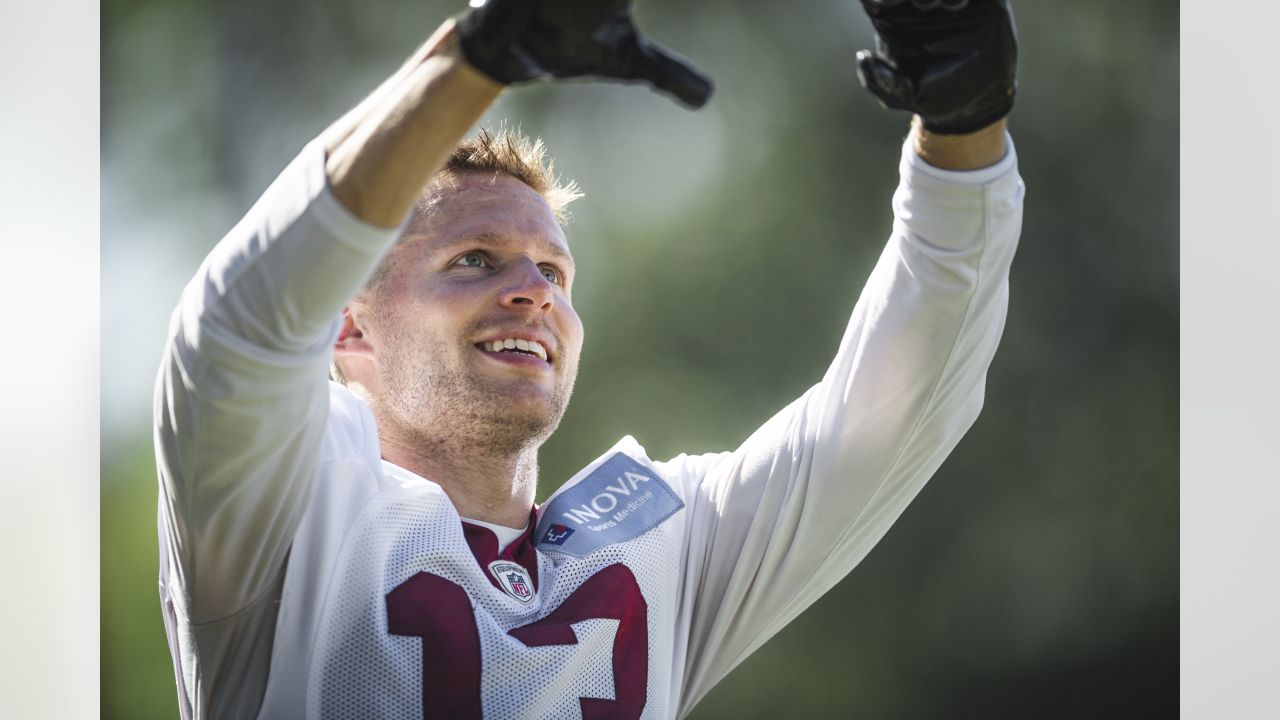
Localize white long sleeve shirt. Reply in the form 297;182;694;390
155;134;1024;719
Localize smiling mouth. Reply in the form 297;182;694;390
476;338;550;363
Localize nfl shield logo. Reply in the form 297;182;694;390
488;560;535;603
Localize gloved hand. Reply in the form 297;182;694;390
855;0;1017;134
458;0;713;109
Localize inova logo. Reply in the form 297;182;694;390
559;471;652;525
536;450;685;558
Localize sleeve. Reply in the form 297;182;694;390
153;137;403;623
669;135;1025;713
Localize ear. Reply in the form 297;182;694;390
333;305;375;360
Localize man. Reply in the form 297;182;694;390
154;0;1023;717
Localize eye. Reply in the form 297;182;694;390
539;264;564;285
452;252;491;269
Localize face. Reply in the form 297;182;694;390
357;173;584;454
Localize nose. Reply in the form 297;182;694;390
498;258;555;311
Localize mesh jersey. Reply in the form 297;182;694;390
155;134;1024;719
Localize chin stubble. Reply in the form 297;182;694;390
378;329;575;458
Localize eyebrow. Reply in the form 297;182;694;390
449;232;575;266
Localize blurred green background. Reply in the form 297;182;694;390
102;0;1177;717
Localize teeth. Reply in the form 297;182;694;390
527;341;547;361
482;338;549;362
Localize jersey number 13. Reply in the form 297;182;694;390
385;563;649;719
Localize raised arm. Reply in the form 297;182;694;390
671;1;1021;709
326;0;714;228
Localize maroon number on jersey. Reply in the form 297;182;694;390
385;572;483;717
386;563;649;719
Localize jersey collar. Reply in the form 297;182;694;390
461;508;540;594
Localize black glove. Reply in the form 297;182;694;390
855;0;1017;134
458;0;713;109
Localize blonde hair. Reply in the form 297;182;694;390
331;127;580;386
433;126;581;224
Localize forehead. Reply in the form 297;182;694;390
401;172;571;259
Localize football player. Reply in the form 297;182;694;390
154;0;1023;717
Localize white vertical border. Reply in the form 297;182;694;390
1181;0;1280;717
0;0;100;717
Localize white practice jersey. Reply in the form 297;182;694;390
155;134;1024;719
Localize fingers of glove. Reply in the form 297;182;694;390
463;0;531;45
855;50;914;111
459;0;541;82
633;40;714;108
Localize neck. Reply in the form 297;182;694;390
379;430;538;529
